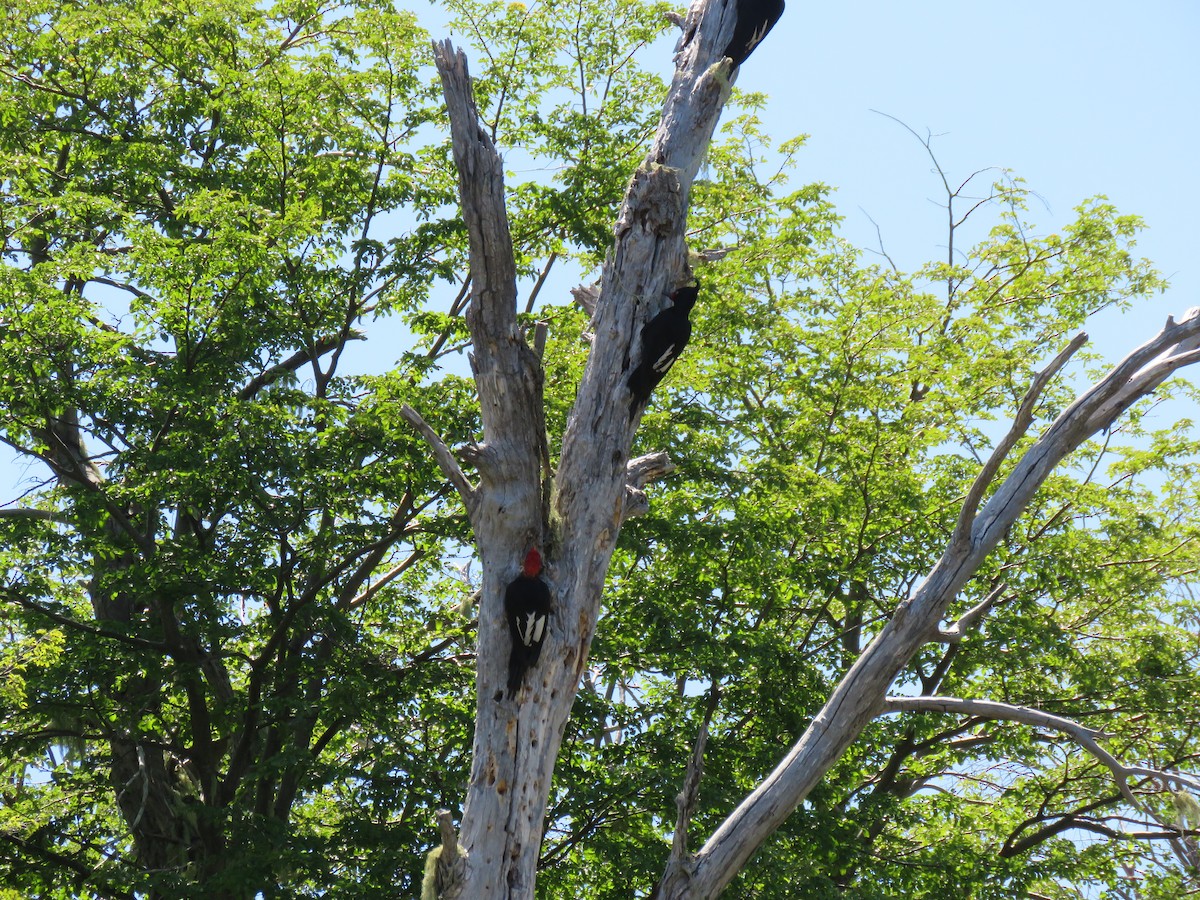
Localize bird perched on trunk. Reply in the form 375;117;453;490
723;0;785;69
505;547;551;698
627;284;699;421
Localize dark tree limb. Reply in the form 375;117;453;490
346;550;425;609
1;586;167;652
238;332;364;401
38;406;149;553
0;830;132;899
0;507;70;523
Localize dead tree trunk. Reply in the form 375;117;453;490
417;0;741;895
420;0;1200;896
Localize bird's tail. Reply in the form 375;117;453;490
627;367;649;422
508;644;527;698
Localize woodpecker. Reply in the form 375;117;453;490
723;0;785;69
505;547;551;698
627;284;699;420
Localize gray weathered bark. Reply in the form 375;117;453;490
420;0;740;893
427;42;548;900
880;695;1200;871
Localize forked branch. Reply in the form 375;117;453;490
882;695;1200;867
953;332;1087;544
671;309;1200;900
937;582;1007;643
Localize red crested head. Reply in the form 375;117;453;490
522;547;543;577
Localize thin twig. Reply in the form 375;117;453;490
525;251;558;313
953;332;1088;544
938;582;1007;643
399;405;477;515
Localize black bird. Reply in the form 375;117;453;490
723;0;785;69
627;284;699;420
505;547;551;698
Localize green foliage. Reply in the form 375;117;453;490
1;0;1198;897
445;0;673;264
0;0;468;895
545;121;1199;898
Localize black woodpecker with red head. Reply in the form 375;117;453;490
505;547;551;698
722;0;785;69
627;283;699;421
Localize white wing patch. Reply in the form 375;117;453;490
517;612;547;646
652;344;678;373
747;20;769;52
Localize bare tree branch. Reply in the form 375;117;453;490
423;809;467;900
677;309;1200;899
531;321;548;361
571;283;599;317
431;40;556;900
398;405;478;516
880;696;1132;799
938;582;1007;643
347;550;425;610
953;332;1087;544
882;695;1200;868
623;451;677;520
524;251;558;314
656;684;721;897
431;39;545;503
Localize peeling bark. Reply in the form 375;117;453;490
425;0;739;892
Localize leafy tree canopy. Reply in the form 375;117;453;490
1;0;1198;897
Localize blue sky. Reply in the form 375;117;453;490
732;1;1199;361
